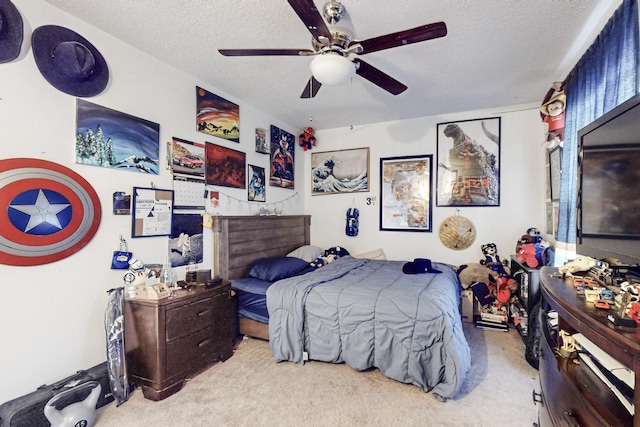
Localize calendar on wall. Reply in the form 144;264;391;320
173;175;206;209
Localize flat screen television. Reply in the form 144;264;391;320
577;94;640;266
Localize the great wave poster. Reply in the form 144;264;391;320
311;147;369;195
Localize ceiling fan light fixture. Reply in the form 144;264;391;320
310;53;355;86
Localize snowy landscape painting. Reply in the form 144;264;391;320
311;147;369;195
75;99;160;174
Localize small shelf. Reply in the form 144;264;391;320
510;256;540;346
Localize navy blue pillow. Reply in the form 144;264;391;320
247;256;313;282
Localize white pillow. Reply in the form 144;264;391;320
353;248;386;260
287;245;324;262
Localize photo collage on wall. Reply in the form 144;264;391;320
73;84;300;260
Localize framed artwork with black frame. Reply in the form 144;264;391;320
131;187;174;238
549;146;561;201
436;117;501;207
380;154;432;232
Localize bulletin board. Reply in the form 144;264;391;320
132;187;174;237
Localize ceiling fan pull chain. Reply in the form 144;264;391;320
349;77;354;130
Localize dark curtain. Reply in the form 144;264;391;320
555;0;639;264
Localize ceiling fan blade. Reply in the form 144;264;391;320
300;76;322;99
351;22;447;55
288;0;333;42
219;48;313;56
354;59;407;95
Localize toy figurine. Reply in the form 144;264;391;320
540;82;565;149
299;127;316;151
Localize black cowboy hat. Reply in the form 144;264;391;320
0;0;23;63
402;258;442;274
32;25;109;97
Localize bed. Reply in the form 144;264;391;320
212;215;471;400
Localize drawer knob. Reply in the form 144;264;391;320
197;310;210;317
531;389;543;405
198;339;212;347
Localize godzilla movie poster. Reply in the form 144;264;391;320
75;99;160;174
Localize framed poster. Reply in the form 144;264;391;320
170;137;205;177
169;213;204;267
436;117;500;206
196;86;239;143
205;142;246;189
131;187;174;238
248;164;266;202
380;155;432;231
76;99;160;174
546;202;554;235
549;146;561;201
270;125;295;189
311;147;369;195
255;128;268;154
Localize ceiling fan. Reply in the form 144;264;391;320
218;0;447;98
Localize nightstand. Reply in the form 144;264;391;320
124;282;234;400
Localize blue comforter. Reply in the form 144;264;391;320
267;256;471;400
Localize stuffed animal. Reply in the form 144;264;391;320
520;227;543;245
299;127;316;151
310;254;338;268
516;244;537;267
515;228;550;268
310;256;325;268
490;275;519;305
456;263;500;290
324;246;349;258
540;82;565;149
479;243;509;275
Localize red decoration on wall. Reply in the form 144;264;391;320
0;158;102;266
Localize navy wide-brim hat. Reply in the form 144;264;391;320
32;25;109;97
0;0;23;63
402;258;442;274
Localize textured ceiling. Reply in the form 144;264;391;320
44;0;618;130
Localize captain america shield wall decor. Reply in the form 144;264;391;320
0;158;102;266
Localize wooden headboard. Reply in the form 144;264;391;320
212;215;311;280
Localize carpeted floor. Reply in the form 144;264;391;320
96;322;539;426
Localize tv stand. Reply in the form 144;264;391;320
538;266;639;427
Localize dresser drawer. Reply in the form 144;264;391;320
166;326;216;375
540;317;614;426
166;297;214;341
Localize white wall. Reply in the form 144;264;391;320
306;107;548;267
0;0;302;404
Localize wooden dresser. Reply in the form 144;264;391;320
123;282;234;400
538;267;640;427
